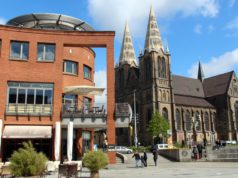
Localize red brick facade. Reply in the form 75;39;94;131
0;25;116;163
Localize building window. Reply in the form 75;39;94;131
83;97;92;110
185;111;191;131
204;112;210;131
162;107;168;121
10;41;29;60
7;82;53;115
145;58;151;81
37;43;55;61
176;109;181;130
161;58;166;78
83;65;92;79
195;111;201;131
63;60;78;75
147;109;152;125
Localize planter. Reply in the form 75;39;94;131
91;171;99;178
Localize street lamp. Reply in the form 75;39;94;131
133;89;138;147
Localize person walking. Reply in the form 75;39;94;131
132;151;140;168
197;143;203;159
143;151;147;167
152;149;158;166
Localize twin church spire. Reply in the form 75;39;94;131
119;6;164;67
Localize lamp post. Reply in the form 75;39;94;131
133;89;138;147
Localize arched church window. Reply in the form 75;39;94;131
144;58;151;81
204;112;210;131
162;91;166;101
176;109;181;130
161;58;166;78
186;110;191;131
119;69;124;89
235;102;238;124
162;107;169;122
158;57;162;78
195;111;201;131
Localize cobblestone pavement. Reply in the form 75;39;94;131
47;153;238;178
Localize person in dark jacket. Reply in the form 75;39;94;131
143;151;147;167
132;151;140;167
197;143;203;159
152;149;158;166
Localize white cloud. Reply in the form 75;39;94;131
226;16;238;30
188;48;238;78
88;0;219;38
94;70;107;104
0;17;6;25
194;24;202;34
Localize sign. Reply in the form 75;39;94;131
167;129;172;135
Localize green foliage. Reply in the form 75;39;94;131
129;146;150;152
9;141;48;177
83;150;108;172
147;111;170;140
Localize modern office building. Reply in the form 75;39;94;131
115;7;238;146
0;13;130;163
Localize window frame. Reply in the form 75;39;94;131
83;65;92;80
10;41;29;60
63;60;78;75
37;43;56;62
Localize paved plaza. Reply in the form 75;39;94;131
47;153;238;178
99;153;238;178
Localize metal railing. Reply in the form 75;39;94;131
6;104;53;115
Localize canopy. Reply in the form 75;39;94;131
64;85;105;96
3;125;52;138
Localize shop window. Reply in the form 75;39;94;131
37;43;55;61
10;41;29;60
63;60;78;75
83;65;92;79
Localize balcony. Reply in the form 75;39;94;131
61;103;132;128
5;104;53;116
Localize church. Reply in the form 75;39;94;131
115;7;238;146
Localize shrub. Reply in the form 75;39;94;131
9;141;48;177
82;150;108;173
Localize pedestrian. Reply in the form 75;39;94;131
132;151;140;168
192;145;199;160
143;151;147;167
152;149;158;166
197;143;203;159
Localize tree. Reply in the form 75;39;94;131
148;111;170;144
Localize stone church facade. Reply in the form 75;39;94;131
115;7;238;146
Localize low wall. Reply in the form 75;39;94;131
206;147;238;162
159;149;192;162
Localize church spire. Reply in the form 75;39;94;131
197;61;205;82
144;6;163;53
119;22;137;67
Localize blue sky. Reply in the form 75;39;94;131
1;0;238;102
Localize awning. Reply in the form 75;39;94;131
64;85;105;96
3;125;52;138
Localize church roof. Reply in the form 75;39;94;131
144;6;163;53
203;71;233;97
172;75;205;97
119;22;137;67
174;95;214;108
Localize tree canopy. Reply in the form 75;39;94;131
148;111;170;140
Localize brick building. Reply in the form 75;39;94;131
115;7;238;146
0;13;130;163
